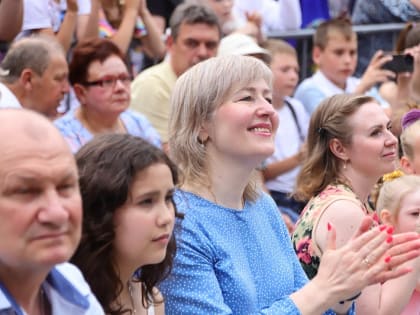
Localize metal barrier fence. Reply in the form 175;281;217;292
267;23;406;79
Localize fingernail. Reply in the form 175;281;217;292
386;236;393;243
327;222;332;231
386;226;394;234
379;225;387;232
384;256;391;263
372;213;379;222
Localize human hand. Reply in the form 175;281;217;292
245;11;262;29
357;50;396;94
313;216;420;303
297;143;307;163
407;44;420;101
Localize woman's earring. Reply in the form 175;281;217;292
198;137;206;148
343;159;347;170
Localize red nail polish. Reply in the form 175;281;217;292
372;213;379;222
386;236;393;243
327;222;331;231
379;225;387;232
386;226;394;234
384;256;391;263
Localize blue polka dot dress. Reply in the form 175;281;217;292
160;190;354;314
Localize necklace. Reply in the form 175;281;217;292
127;281;137;315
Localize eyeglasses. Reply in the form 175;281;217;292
83;74;132;89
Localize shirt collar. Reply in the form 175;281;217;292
0;266;90;314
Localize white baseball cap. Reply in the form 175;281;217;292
218;33;271;63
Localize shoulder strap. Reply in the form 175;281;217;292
284;99;305;142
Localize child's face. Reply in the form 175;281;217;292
401;133;420;174
313;31;357;89
270;52;299;100
395;189;420;234
113;163;176;268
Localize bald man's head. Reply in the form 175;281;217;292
0;109;82;270
0;109;69;150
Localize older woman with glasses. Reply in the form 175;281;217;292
54;38;161;153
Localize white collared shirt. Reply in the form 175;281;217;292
0;263;104;315
0;82;22;110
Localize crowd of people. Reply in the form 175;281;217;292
2;0;420;315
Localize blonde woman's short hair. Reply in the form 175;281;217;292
168;55;272;201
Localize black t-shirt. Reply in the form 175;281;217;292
146;0;184;29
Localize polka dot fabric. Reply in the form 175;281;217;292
160;190;354;314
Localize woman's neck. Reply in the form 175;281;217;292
340;169;378;203
184;155;255;209
76;107;125;134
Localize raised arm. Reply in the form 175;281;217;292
76;0;100;40
0;0;23;41
55;0;78;52
137;0;166;60
108;0;141;54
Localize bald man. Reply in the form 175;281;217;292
0;109;104;314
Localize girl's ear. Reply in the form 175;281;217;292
400;156;415;174
379;209;395;226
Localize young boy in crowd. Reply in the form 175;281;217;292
262;39;309;223
294;18;395;114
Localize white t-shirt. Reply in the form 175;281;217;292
265;97;309;193
19;0;91;37
233;0;301;33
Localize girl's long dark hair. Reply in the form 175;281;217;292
71;134;182;315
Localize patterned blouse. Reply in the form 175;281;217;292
54;108;161;153
291;183;374;280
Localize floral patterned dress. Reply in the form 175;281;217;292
291;184;374;280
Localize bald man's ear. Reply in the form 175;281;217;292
20;69;33;90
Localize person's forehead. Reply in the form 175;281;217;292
271;52;298;64
0;115;72;164
325;31;357;47
86;55;127;77
349;102;386;128
177;22;220;39
0;140;76;181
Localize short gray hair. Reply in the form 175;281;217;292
0;35;65;83
169;1;222;41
